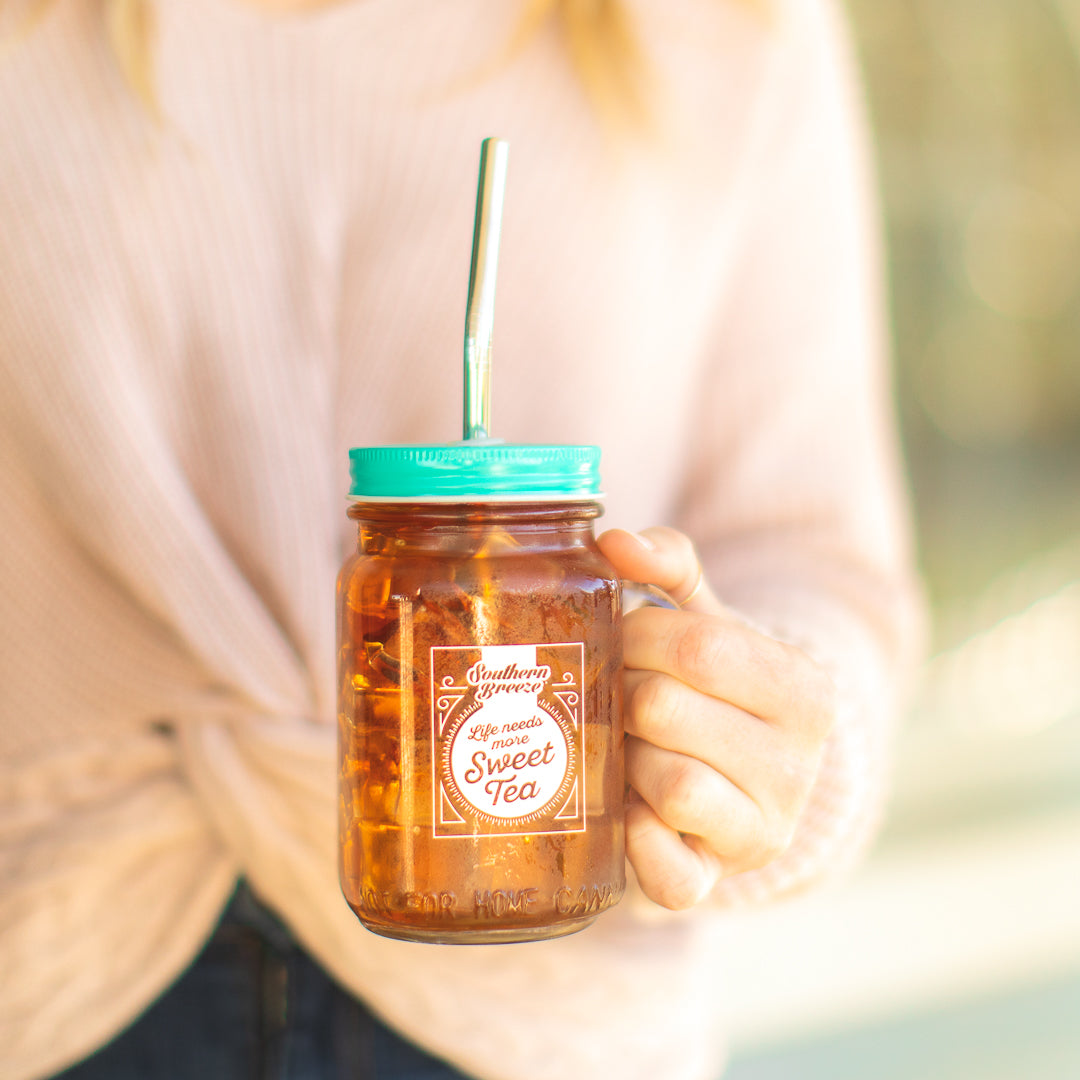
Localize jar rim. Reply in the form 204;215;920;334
346;492;605;504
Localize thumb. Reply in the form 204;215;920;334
596;527;720;614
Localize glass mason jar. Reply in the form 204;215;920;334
337;443;627;944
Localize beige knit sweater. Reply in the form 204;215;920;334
0;2;919;1078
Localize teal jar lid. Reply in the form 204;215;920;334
347;442;602;502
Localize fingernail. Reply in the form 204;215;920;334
630;531;657;551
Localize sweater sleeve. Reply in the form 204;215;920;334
673;0;924;907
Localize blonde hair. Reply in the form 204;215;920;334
512;0;658;133
7;0;763;130
3;0;158;115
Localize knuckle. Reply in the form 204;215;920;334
650;526;697;564
629;672;683;738
657;758;710;832
671;617;724;680
727;809;793;875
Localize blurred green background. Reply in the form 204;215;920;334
864;0;1080;614
723;2;1080;1077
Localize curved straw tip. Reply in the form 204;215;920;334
481;137;511;165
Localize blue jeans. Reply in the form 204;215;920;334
53;881;476;1080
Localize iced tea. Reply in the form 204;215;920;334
337;500;625;943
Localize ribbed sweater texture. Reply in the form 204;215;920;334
0;2;920;1078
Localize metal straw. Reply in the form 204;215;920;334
463;138;509;441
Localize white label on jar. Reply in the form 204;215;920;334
432;643;585;837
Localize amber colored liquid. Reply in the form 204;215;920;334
337;502;625;943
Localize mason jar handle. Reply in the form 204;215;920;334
621;580;680;613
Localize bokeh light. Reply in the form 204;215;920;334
962;185;1080;320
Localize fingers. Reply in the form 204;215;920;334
622;668;822;807
625;736;790;881
598;524;839;910
626;673;816;794
624;797;723;911
596;527;720;613
599;527;834;735
622;607;837;742
621;644;835;906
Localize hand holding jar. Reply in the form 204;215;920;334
597;527;839;911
